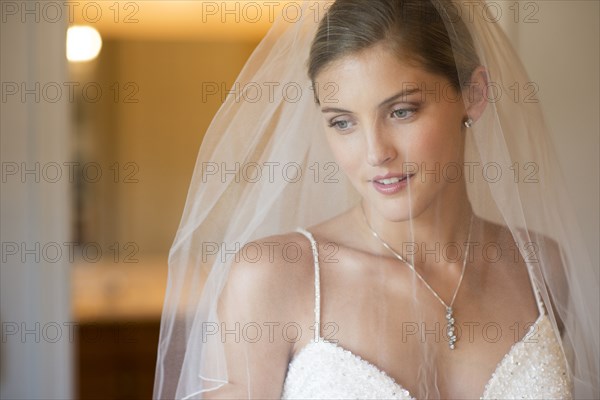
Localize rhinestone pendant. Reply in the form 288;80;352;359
446;306;457;350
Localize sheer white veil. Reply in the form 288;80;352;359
153;1;599;398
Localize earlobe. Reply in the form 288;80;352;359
463;66;489;124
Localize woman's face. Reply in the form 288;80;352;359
314;42;469;222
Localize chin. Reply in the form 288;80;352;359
365;193;427;223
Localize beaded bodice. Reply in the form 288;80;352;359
281;228;572;399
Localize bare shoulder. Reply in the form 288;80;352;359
480;218;568;332
208;233;317;398
478;217;554;253
483;218;563;267
218;231;317;324
514;225;569;295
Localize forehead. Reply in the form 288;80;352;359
314;43;449;107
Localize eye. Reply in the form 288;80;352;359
391;108;417;120
328;118;355;132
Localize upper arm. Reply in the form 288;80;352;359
203;234;311;399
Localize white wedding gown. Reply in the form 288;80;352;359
281;228;573;400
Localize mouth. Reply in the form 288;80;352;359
370;173;416;195
371;174;414;185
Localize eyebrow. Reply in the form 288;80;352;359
320;88;422;114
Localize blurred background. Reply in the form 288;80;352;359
1;1;598;399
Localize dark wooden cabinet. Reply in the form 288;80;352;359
76;320;160;400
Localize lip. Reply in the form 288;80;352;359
370;173;415;195
371;172;410;182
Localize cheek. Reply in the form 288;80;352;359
326;135;363;178
407;119;463;163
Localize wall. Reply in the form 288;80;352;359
80;39;258;256
1;12;73;400
501;0;599;268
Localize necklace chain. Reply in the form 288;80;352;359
360;204;474;349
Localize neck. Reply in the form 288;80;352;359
359;186;475;272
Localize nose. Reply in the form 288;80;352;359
365;124;397;167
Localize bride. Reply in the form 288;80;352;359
154;1;599;399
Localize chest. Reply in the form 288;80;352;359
283;314;571;399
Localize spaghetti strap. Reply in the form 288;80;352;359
295;227;321;342
524;262;546;318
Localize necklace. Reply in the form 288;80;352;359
360;205;474;350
